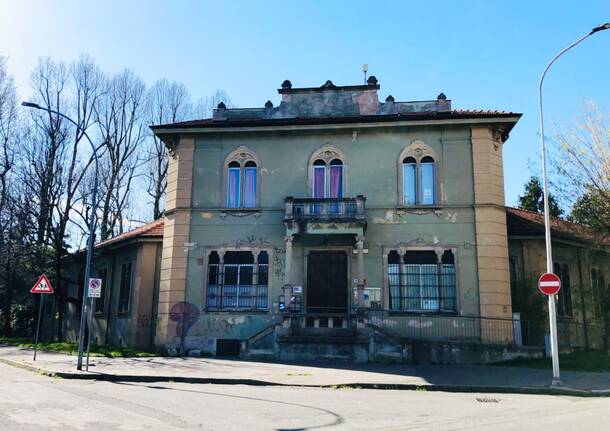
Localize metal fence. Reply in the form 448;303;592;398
365;312;607;350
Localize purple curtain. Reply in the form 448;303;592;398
313;166;325;198
227;167;240;208
330;165;343;198
243;167;256;208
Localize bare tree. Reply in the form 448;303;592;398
145;79;192;219
95;70;146;240
0;56;17;224
195;89;234;119
24;57;70;248
48;56;104;340
551;102;610;238
0;56;19;334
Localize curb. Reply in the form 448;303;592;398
2;357;609;397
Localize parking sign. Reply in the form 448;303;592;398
88;278;102;298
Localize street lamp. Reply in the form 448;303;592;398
21;101;100;371
538;23;610;385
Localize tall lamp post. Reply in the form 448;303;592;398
21;101;99;371
538;23;610;385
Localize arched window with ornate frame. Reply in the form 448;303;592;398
398;141;440;206
223;146;261;209
307;145;347;198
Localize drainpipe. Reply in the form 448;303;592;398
577;247;589;349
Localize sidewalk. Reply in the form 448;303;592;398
2;345;610;396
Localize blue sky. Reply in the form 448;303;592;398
1;0;609;206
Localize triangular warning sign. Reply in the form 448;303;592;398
30;274;54;294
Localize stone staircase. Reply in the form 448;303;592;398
241;314;411;363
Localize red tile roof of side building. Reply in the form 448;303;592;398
70;219;164;257
506;207;609;246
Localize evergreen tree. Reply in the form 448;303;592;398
517;176;563;218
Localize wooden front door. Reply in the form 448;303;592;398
307;251;348;313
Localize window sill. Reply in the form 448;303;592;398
386;310;458;316
396;205;442;211
219;208;262;218
204;308;269;314
221;207;261;212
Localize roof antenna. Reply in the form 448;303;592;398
362;64;368;85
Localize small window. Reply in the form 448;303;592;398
94;268;108;314
313;159;327;198
227;161;241;208
243;161;257;208
420;156;436;205
118;262;132;314
591;269;606;319
402;157;417;206
554;263;572;317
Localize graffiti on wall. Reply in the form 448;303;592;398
273;246;285;279
169;302;200;337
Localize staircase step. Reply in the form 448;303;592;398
279;335;369;345
244;349;276;361
292;328;357;337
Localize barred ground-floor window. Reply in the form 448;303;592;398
207;250;269;310
387;249;456;312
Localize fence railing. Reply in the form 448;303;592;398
284;196;366;222
363;312;606;349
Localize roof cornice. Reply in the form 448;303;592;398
152;115;521;136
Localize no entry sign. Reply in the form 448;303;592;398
538;272;561;296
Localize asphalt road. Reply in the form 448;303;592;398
1;362;608;431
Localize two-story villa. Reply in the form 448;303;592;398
148;77;522;360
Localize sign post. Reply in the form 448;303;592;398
538;272;561;384
85;278;102;371
30;274;54;361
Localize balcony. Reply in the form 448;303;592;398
284;196;366;235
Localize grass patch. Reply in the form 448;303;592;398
0;336;158;358
496;350;610;373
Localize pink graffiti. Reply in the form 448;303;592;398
169;302;200;337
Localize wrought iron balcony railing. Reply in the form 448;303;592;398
284;196;366;222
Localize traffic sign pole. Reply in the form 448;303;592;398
538;272;561;385
33;295;45;361
548;294;560;381
30;274;54;361
86;297;94;371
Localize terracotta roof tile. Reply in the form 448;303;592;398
71;219;164;256
506;207;609;245
94;219;164;250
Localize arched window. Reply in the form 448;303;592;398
313;159;326;198
420;156;436;205
402;157;417;205
243;161;257;208
399;142;438;206
224;147;260;209
308;145;347;198
312;158;343;198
